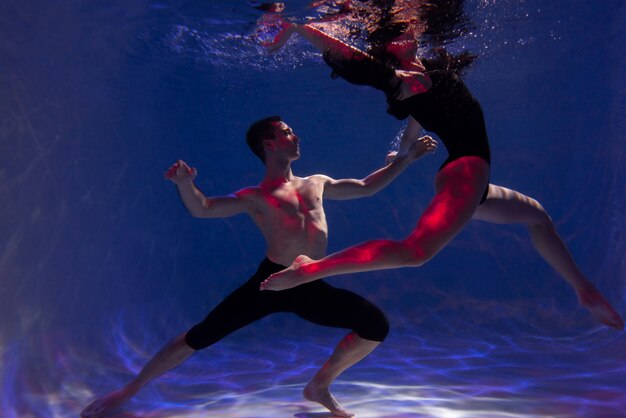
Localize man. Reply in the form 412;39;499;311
81;116;437;417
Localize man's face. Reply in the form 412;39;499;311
268;121;300;160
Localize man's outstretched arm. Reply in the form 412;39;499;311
322;133;437;201
164;160;249;218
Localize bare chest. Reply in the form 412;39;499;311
265;183;323;219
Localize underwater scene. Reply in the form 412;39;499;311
1;0;625;416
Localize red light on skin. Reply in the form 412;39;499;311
338;332;356;349
358;248;377;263
295;192;312;215
298;256;322;274
266;195;282;209
164;162;194;180
164;164;178;179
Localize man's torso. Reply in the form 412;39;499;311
239;175;329;265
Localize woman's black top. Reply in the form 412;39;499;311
325;54;491;168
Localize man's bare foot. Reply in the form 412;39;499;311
578;286;624;330
81;388;132;418
304;381;354;417
260;255;315;291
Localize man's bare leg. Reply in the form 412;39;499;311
81;333;195;417
304;332;380;417
473;184;624;330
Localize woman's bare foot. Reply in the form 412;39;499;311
578;286;624;330
304;381;354;417
260;255;315;291
81;388;133;418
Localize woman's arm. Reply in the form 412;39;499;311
260;20;431;96
262;19;373;61
292;23;373;61
398;117;423;155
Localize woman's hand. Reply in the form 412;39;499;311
256;18;297;52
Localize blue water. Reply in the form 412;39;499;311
1;1;625;417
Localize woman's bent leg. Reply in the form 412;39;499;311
473;184;624;329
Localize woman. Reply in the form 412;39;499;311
257;2;623;330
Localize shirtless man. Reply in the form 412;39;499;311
81;116;437;417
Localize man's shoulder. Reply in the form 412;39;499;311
301;173;333;184
234;185;262;199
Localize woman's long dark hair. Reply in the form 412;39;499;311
423;46;477;75
364;0;476;76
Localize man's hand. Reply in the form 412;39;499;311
164;160;197;185
386;135;437;164
406;135;437;160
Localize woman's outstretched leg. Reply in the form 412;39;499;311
261;157;490;290
472;184;624;330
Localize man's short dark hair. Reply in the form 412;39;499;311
246;115;282;164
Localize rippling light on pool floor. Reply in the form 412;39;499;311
7;327;625;418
